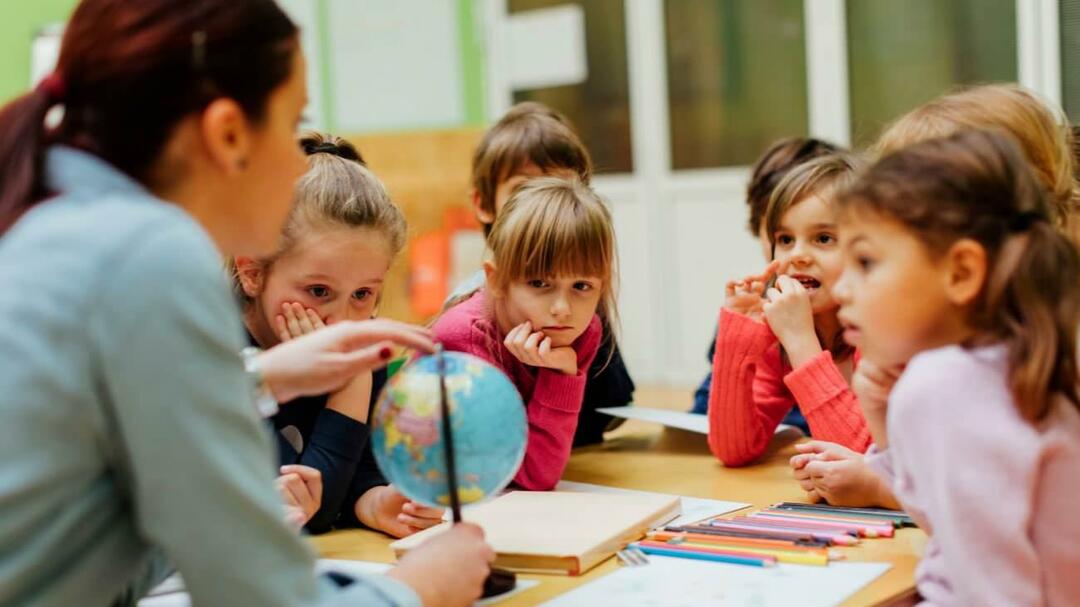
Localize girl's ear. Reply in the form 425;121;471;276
472;189;495;226
942;238;987;307
234;256;265;297
483;261;501;296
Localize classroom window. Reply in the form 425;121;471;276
1061;0;1080;122
664;0;808;170
846;0;1017;147
508;0;634;174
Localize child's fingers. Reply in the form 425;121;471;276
274;315;292;342
283;304;304;337
279;473;312;509
305;308;325;330
281;464;322;498
725;281;738;298
397;512;441;530
790;453;811;469
765;287;782;303
804;460;831;481
402;501;444;519
754;259;782;284
523;331;543;355
538;336;552;359
292;303;317;334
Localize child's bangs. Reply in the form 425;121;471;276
503;199;612;283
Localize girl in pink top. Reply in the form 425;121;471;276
709;153;871;467
834;129;1080;605
433;177;616;490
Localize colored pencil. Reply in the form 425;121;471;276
631;542;776;568
772;502;916;527
748;512;894;538
705;520;860;546
656;539;830;566
759;507;900;528
666;525;829;547
648;531;821;552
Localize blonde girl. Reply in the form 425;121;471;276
233;133;443;537
433;177;617;490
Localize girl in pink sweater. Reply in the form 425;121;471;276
433;177;616;490
709;153;870;466
834;129;1080;605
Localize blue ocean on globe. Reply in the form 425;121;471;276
371;351;527;508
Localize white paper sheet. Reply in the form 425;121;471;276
140;559;539;607
541;556;891;607
598;406;803;437
554;481;748;527
598;406;710;434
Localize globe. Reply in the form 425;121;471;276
371;351;528;508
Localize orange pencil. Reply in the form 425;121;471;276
648;531;824;553
636;540;779;565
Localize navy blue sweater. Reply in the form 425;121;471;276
270;365;388;534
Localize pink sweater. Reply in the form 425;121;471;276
708;308;871;466
432;290;602;491
867;345;1080;606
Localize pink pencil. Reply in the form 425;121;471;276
706;520;859;546
748;512;894;538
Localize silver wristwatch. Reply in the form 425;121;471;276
240;346;279;418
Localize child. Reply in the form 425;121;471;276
434;177;616;490
233;134;443;537
708;153;869;467
793;83;1080;507
453;101;634;447
692;137;841;419
834;129;1080;604
875;84;1078;241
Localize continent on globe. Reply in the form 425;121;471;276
371;351;528;508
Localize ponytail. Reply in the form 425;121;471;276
984;219;1080;421
0;77;63;235
1;0;298;238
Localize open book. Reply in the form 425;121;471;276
390;490;681;575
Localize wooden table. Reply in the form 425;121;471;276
311;389;923;606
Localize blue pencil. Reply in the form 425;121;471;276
631;543;776;568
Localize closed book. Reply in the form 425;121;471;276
390;490;681;575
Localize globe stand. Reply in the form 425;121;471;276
437;345;517;598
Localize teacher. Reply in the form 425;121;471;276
0;1;491;606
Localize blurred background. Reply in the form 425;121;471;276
1;0;1074;391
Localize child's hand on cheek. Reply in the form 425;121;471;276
724;260;781;322
763;275;820;365
504;321;578;376
851;359;904;449
275;302;326;342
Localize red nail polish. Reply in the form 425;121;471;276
379;347;393;359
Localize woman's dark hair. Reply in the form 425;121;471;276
0;0;298;235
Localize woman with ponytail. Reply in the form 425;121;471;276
0;2;490;606
833;129;1080;604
